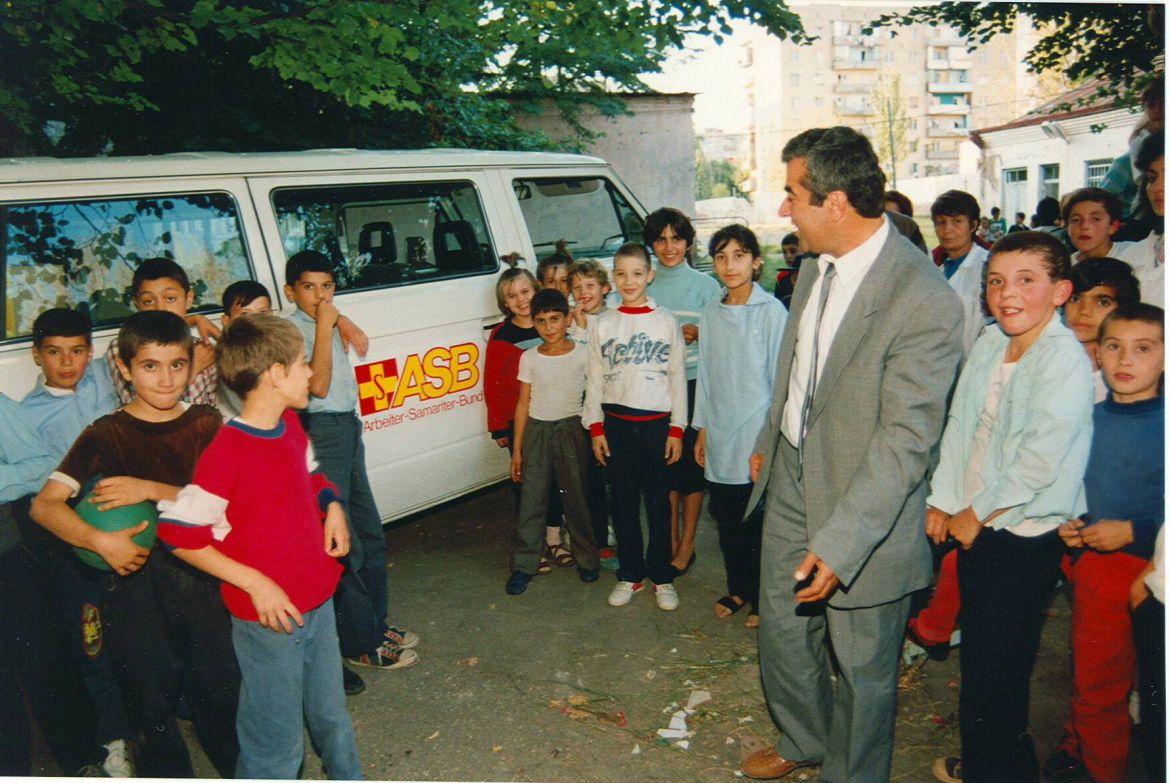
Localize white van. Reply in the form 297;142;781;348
0;149;647;521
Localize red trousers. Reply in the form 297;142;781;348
1061;550;1148;783
910;548;960;644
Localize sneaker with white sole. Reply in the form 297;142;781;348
932;756;961;783
383;625;419;649
102;739;134;778
654;583;679;611
608;580;645;606
347;641;419;670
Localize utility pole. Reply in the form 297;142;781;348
886;96;898;189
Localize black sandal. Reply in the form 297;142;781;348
714;595;745;618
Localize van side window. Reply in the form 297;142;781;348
272;181;498;292
2;193;250;341
512;177;644;263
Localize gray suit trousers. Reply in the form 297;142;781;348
758;437;911;783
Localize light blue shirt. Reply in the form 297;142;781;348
692;283;788;484
0;393;57;504
290;309;359;414
927;315;1094;531
20;358;119;464
648;261;722;381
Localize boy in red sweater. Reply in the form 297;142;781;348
157;314;361;779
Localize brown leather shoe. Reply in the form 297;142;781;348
740;747;818;780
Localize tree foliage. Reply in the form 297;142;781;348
0;0;810;156
867;75;910;189
864;3;1162;105
695;139;750;202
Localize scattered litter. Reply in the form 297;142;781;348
458;657;478;667
738;716;754;724
662;702;679;714
676;740;690;750
931;713;947;726
491;744;502;753
947;679;960;690
686;689;712;711
426;730;439;741
561;706;591;721
670;647;678;653
657;728;689;739
645;669;657;681
568;694;588;706
631;744;641;755
734;771;744;778
668;711;689;731
725;736;736;745
683;679;697;687
553;671;571;683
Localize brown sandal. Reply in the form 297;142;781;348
548;542;576;568
537;552;552;575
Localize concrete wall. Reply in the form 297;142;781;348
513;94;696;217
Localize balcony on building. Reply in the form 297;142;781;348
928;81;974;93
926;148;961;160
927;101;971;115
927;124;970;138
834;80;876;94
835;98;876;116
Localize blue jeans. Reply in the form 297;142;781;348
305;411;388;658
232;600;361;780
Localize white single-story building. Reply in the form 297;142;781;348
970;80;1142;220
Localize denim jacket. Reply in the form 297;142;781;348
927;315;1094;531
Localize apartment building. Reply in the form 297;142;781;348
736;2;1040;222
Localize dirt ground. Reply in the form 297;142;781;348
30;483;1152;781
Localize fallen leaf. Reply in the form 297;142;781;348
491;744;502;753
568;694;588;706
947;679;959;690
458;657;479;667
426;730;440;741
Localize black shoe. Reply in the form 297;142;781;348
506;569;533;595
343;665;365;696
906;624;950;661
578;567;600;583
675;552;697;577
1042;747;1083;780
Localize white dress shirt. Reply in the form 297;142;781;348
782;218;891;445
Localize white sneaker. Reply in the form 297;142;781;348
102;739;134;778
608;580;645;606
654;583;679;611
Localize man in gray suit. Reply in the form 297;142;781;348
740;127;963;781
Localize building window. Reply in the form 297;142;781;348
815;97;824;109
1040;163;1060;200
1004;168;1028;184
790;97;799;112
909;96;919;109
1085;158;1114;187
790;73;800;87
790;48;800;63
813;71;824;86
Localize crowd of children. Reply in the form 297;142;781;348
0;127;1164;781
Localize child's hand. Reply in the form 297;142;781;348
192;340;216;374
694;429;706;468
90;476;158;510
315;300;341;329
925;507;951;545
946;507;983;550
510;450;523;483
681;324;699;344
247;573;304;634
495;436;510;449
1079;519;1134;553
664;434;682;465
323;502;350;558
572;305;588;329
94;523;152;575
592;434;610;467
749;453;764;482
1058;519;1085;548
337;316;369;358
187;313;222;343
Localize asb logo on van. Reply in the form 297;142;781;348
355;343;481;416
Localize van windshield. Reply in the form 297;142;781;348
512;177;643;265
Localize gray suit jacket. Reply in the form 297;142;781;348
748;225;964;609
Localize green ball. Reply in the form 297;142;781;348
72;492;159;572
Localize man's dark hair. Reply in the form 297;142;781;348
988;230;1072;283
991;207;1001;218
1100;302;1164;342
285;249;336;287
116;310;194;365
1136;132;1165;233
642;207;696;249
1070;257;1140;304
931;190;981;226
132;257;190;295
32;307;92;348
1062;187;1124;224
782;127;885;218
530;288;570;318
222;280;272;313
1034;197;1061;227
1015;212;1026;221
884;190;914;217
781;232;799;247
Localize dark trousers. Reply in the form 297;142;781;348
707;481;763;612
504;421;563;527
1134;594;1165;783
586;452;610;549
0;502;99;775
957;528;1062;783
305;411;388;658
514;417;599;573
101;552;240;778
604;414;672;585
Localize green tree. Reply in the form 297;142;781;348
695;139;751;201
867;75;910;188
864;3;1162;103
0;0;810;156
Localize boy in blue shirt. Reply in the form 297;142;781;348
285;250;418;690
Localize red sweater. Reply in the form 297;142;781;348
483;319;541;438
157;410;343;620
